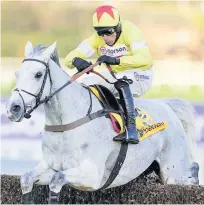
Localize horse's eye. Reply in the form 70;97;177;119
35;72;43;78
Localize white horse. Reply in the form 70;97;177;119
7;41;199;204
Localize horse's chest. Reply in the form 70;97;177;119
44;136;67;153
43;134;86;170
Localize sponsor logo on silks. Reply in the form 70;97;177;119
100;47;107;55
134;72;149;81
134;72;140;81
99;45;127;57
139;74;149;80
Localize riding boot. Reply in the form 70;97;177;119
113;80;139;144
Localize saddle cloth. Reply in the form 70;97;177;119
89;85;167;141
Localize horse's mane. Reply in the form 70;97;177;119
31;44;61;67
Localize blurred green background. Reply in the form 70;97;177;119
1;1;204;102
2;1;204;58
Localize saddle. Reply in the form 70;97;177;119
89;84;125;134
89;84;167;141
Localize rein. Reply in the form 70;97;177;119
91;64;133;85
15;58;132;122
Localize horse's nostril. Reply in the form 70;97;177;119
11;105;21;113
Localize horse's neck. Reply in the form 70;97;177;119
44;60;101;125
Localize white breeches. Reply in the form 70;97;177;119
80;67;153;97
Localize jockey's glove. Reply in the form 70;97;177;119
72;57;92;72
97;55;120;65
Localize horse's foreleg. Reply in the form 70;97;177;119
21;159;49;204
48;158;102;204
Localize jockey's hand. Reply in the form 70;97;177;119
72;57;92;72
97;55;120;65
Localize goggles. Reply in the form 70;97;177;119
96;28;115;36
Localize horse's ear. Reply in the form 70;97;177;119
42;41;57;62
25;41;33;57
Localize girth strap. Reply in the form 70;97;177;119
44;109;107;132
98;141;128;190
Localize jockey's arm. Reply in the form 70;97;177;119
114;23;153;71
65;34;97;69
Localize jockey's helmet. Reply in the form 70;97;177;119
92;5;121;34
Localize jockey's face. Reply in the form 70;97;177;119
100;32;117;46
96;28;117;46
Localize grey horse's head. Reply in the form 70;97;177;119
7;41;59;122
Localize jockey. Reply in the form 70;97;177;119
65;5;153;144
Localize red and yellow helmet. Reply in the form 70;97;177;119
92;5;120;28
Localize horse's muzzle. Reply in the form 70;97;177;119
7;97;25;122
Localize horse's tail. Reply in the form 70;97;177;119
162;97;196;160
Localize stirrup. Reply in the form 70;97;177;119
113;132;127;142
126;138;139;144
113;126;139;144
113;133;139;144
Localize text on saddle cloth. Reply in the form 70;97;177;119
89;86;168;141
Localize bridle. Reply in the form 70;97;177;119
13;59;102;119
14;58;53;119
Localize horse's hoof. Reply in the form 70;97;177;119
22;192;35;204
48;191;60;204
